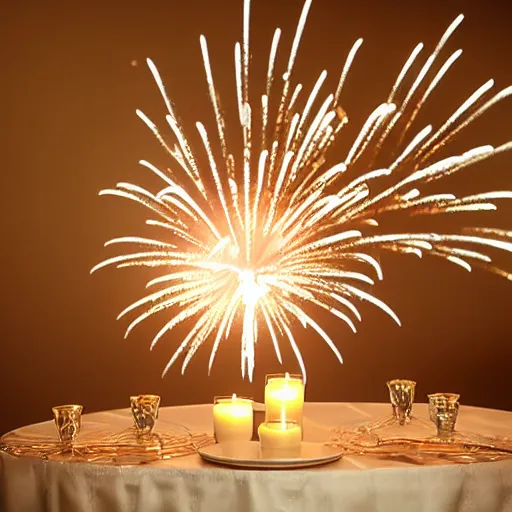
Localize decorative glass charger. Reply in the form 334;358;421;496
328;381;512;464
1;396;214;465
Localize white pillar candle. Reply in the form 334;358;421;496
213;394;253;443
264;373;304;426
258;420;302;457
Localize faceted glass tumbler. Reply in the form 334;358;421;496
428;393;460;441
387;379;416;426
52;405;83;443
130;394;161;435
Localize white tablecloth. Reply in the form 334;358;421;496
1;402;511;512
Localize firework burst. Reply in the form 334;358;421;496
92;0;512;381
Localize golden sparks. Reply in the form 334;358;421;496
92;0;512;380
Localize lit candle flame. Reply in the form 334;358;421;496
231;393;237;402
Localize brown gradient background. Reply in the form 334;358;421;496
2;0;511;436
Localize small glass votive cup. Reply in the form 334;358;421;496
130;394;161;435
213;396;254;443
428;393;460;441
258;419;302;458
387;379;416;426
264;373;305;426
52;404;83;443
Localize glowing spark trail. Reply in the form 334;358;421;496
92;0;512;381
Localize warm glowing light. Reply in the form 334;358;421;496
213;395;253;442
238;271;267;306
280;402;287;430
265;374;305;426
92;0;512;381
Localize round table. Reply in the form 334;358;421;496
1;402;511;512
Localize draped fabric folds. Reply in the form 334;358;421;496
1;403;511;512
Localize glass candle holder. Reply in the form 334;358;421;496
258;419;301;458
428;393;460;441
264;373;304;428
213;395;253;443
52;405;83;444
387;379;416;426
130;394;161;435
